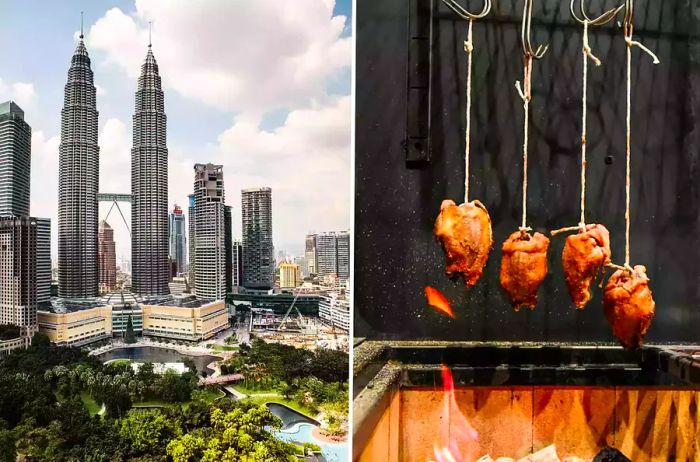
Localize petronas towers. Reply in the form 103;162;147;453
131;44;170;296
58;33;99;298
58;30;169;299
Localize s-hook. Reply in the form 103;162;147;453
441;0;492;203
618;0;659;270
514;0;548;233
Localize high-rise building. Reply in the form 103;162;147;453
336;231;350;279
192;163;226;300
36;218;51;303
58;33;99;299
232;239;243;288
0;216;38;334
314;231;351;281
0;101;51;305
187;194;196;284
131;42;169;296
98;221;117;293
319;294;350;332
279;262;301;288
241;187;274;289
304;234;317;275
295;256;309;278
0;101;31;217
224;205;233;294
169;204;187;277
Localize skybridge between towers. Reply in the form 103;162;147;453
98;193;132;236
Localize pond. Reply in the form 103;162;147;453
275;422;348;462
98;346;221;375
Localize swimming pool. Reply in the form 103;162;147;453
275;422;348;462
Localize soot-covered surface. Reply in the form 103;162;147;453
355;0;700;341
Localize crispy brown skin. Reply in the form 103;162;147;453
499;230;550;310
603;265;655;350
562;224;612;309
434;199;493;288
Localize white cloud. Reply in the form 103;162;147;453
161;97;350;254
0;78;38;115
97;118;132;260
30;131;60;254
87;0;350;114
212;96;351;251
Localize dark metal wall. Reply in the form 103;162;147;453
354;0;700;342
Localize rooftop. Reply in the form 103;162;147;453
41;298;107;314
143;296;216;309
101;291;142;307
241;187;272;193
0;101;24;118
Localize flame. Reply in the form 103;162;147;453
433;365;479;462
425;286;455;318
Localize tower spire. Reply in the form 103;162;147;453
148;21;152;48
80;11;84;39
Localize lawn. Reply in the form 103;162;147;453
207;343;239;352
132;388;226;409
105;359;131;366
132;400;177;409
231;383;281;395
196;388;226;403
80;392;102;416
244;395;316;419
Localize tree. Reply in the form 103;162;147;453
119;409;178;454
30;332;51;348
183;358;197;374
125;315;136;344
166;406;297;462
0;420;16;462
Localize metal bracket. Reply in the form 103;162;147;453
405;0;434;167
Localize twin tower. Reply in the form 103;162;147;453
58;31;169;299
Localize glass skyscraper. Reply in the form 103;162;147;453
0;101;30;218
58;34;99;299
241;187;274;289
169;204;187;277
131;43;170;296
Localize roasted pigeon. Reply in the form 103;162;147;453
500;230;550;310
562;224;611;309
603;265;655;350
434;199;493;288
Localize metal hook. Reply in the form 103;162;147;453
622;0;659;63
441;0;491;20
623;0;634;38
520;0;548;60
570;0;623;26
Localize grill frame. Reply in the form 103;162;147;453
352;340;700;460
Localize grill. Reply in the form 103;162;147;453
353;342;700;460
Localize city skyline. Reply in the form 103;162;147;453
0;1;351;262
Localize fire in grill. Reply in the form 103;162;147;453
353;342;700;461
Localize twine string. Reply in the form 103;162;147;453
515;56;533;233
623;22;659;268
579;20;602;230
464;19;474;203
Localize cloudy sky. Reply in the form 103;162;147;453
0;0;351;267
